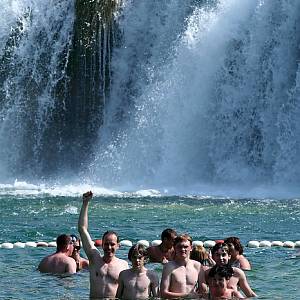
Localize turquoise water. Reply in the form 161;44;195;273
0;193;300;299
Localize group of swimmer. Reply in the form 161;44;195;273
38;191;257;299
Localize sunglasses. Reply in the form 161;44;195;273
70;235;78;243
74;245;81;251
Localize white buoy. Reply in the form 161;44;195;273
1;243;14;249
259;240;272;247
192;241;204;247
48;241;57;247
294;241;300;248
151;240;162;246
37;241;48;247
25;242;37;248
14;242;26;248
203;240;216;248
283;241;295;248
247;240;260;248
271;241;283;247
120;240;133;247
137;240;150;248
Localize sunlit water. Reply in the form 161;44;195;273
0;185;299;299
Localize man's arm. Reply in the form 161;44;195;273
78;191;97;259
66;258;77;274
198;266;209;295
149;271;159;297
236;268;257;297
116;271;125;299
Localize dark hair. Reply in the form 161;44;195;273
224;237;243;255
190;245;208;264
211;242;230;256
56;234;72;252
128;244;148;261
102;230;120;243
208;265;234;280
161;228;177;240
174;234;192;246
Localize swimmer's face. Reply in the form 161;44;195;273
212;249;230;266
164;234;176;249
131;254;145;269
174;240;192;259
102;233;119;258
210;274;228;291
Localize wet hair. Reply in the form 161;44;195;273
161;228;177;240
211;242;230;256
224;237;244;255
102;230;120;243
56;234;72;252
174;233;192;246
128;244;148;262
208;265;234;280
191;245;209;264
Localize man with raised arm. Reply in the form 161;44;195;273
38;234;77;274
160;234;202;299
78;191;128;299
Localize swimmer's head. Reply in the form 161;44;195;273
174;234;192;246
211;243;230;266
102;230;120;243
128;244;148;263
224;236;244;255
56;234;73;253
208;264;234;280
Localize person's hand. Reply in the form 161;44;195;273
82;191;93;203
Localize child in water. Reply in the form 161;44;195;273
207;265;244;299
116;244;159;299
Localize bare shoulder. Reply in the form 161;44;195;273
191;259;201;270
88;248;102;263
116;257;129;268
240;255;251;269
163;260;176;270
119;268;131;278
233;266;246;277
146;269;159;280
147;245;159;256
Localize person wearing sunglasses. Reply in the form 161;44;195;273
199;242;257;298
78;191;129;299
70;234;89;271
38;234;77;274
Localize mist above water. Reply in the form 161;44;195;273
1;0;300;197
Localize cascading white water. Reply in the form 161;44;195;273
91;0;300;191
0;0;74;180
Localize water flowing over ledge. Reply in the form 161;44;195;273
1;0;300;196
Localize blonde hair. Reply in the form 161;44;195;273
190;245;209;263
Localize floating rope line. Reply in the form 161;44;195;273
1;239;300;249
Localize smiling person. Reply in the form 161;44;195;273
78;191;128;299
199;242;256;298
117;244;159;299
160;234;202;299
70;234;89;271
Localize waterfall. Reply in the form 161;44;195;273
0;0;75;180
1;0;300;193
90;0;300;191
0;0;119;181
